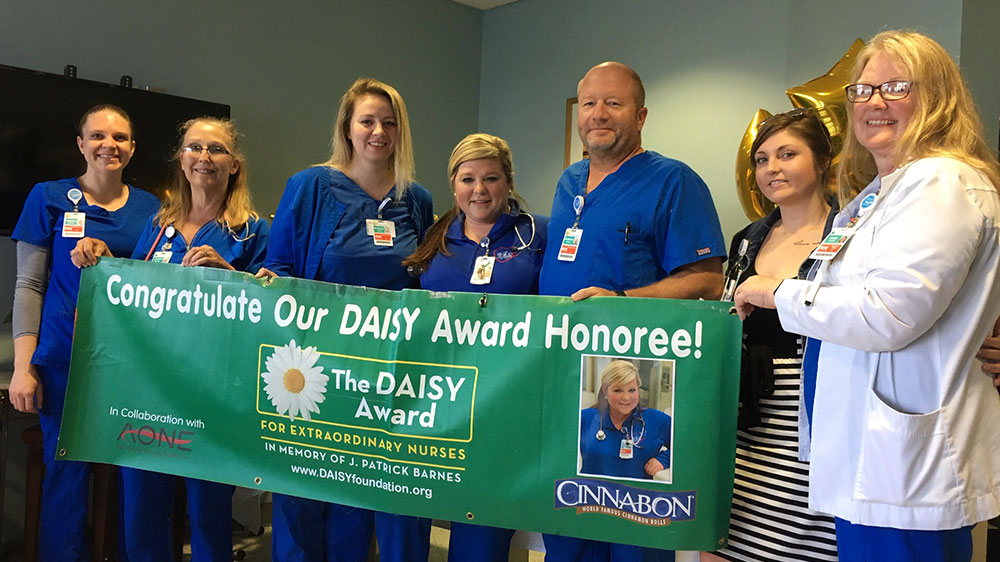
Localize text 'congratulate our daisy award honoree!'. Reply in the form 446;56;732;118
103;274;707;358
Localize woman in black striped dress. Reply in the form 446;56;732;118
706;108;839;562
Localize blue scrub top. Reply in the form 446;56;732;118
12;178;160;368
580;406;672;480
539;151;726;297
419;208;547;295
130;215;270;273
264;166;434;290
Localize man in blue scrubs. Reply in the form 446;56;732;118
539;61;726;562
539;61;725;301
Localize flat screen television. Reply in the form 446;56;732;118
0;64;230;235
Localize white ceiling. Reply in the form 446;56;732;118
450;0;519;10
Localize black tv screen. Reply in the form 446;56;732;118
0;64;230;235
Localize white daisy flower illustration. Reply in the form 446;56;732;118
261;340;329;421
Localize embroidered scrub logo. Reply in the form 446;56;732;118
261;340;329;421
493;246;521;263
554;478;696;527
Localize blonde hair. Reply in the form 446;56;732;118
837;30;1000;202
403;133;525;272
323;77;416;199
595;360;640;410
156;117;257;229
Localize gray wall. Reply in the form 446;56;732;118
479;0;967;243
0;0;484;214
961;0;1000;154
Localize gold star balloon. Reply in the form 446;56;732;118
735;38;865;220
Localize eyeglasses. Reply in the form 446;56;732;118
181;143;231;157
845;80;912;103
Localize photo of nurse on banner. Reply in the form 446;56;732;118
578;356;674;483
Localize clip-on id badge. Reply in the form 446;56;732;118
619;438;634;460
809;229;852;261
558;229;582;261
810;192;877;261
151;251;172;263
62;188;85;238
558;195;586;262
470;255;495;285
367;197;396;247
366;219;396;246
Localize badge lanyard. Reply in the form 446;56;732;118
558;195;585;261
366;197;396;247
470;236;495;285
149;224;176;263
62;188;86;238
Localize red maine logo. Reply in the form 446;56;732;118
117;423;194;451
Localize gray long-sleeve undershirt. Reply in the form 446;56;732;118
13;241;50;339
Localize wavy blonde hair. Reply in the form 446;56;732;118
156;117;257;229
322;77;416;199
403;133;525;272
595;360;641;411
837;30;1000;201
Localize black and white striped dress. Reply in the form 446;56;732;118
715;313;838;561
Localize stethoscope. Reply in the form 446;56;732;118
159;221;256;251
477;208;538;255
226;221;257;243
721;238;749;302
595;408;646;446
511;211;536;252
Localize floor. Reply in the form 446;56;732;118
204;513;1000;562
203;512;546;562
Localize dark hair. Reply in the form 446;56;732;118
77;104;134;139
750;108;833;187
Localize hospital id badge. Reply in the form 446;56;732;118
809;228;853;261
62;212;85;238
151;251;172;263
366;219;396;247
470;255;495;285
557;228;582;261
619;438;634;460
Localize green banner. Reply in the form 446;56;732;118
60;259;741;550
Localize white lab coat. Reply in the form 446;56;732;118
774;157;1000;530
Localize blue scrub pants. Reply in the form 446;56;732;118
448;522;514;562
834;518;974;562
543;534;675;562
120;467;234;561
271;494;431;561
37;364;129;562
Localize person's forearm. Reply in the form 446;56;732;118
14;335;38;372
625;271;723;299
626;258;724;299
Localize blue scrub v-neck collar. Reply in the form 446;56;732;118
329;167;398;204
574;150;652;198
71;177;136;217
